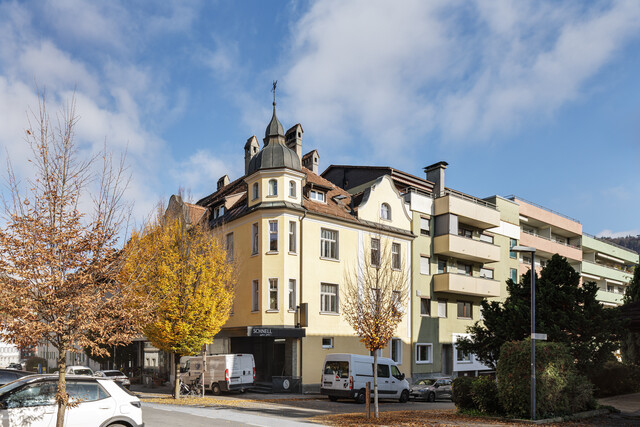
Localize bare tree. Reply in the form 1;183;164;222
0;91;152;427
342;235;409;418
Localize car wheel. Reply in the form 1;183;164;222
399;390;410;403
355;389;366;404
107;424;127;427
212;382;221;396
328;395;338;402
427;392;436;402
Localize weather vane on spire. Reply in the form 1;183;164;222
272;80;277;106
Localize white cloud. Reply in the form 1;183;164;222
597;229;639;238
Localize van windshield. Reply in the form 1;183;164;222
324;361;349;378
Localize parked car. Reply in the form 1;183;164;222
0;374;143;427
321;353;410;403
409;377;453;402
180;354;255;395
94;370;131;389
65;366;94;376
6;363;22;371
0;369;31;387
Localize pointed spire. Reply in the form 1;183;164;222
265;80;284;142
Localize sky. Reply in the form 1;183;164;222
0;0;639;238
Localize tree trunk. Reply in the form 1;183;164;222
173;353;181;399
56;348;67;427
373;351;379;418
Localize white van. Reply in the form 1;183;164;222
181;354;255;395
321;353;410;403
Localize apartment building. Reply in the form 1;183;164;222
581;234;639;307
0;337;20;368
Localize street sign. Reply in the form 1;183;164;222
531;333;547;340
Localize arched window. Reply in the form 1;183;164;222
252;182;259;200
289;180;296;197
381;203;391;220
269;179;278;196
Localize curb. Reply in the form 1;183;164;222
512;408;610;424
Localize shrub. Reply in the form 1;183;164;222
497;339;593;419
471;376;502;414
590;360;640;397
452;376;476;410
25;356;47;372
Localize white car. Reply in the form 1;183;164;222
95;370;131;389
65;366;94;376
0;374;143;427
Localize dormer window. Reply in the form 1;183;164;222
381;203;391;220
252;183;259;200
268;179;278;196
289;180;296;197
309;190;325;203
213;205;225;219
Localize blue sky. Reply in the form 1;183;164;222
0;0;638;237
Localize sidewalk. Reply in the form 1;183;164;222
597;392;640;416
130;383;321;401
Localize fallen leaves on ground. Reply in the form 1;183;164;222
141;395;257;407
311;410;537;426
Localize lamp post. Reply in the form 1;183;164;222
510;245;537;420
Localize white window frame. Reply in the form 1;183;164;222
320;283;339;313
370;238;380;266
415;343;433;364
380;203;391;220
252;280;259;312
420;297;430;316
456;345;472;363
309;190;325;202
289;180;296;197
437;299;447;318
510;268;518;283
268;278;278;311
392;243;401;270
289;221;297;253
252;223;259;255
252;182;259;200
269;220;278;252
479;267;494;279
420;255;430;275
391;337;402;364
288;279;296;311
268;179;278;196
322;337;334;349
320;228;339;260
420;217;430;236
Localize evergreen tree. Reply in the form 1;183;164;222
621;267;640;365
457;254;621;372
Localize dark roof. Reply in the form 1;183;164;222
247;140;301;174
265;103;284;139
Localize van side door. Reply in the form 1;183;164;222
389;365;404;396
376;364;392;396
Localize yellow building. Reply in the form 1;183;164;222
193;103;415;392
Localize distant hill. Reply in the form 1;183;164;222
601;235;640;255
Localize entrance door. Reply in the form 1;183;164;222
273;341;285;377
442;344;453;375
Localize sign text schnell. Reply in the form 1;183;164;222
252;328;273;336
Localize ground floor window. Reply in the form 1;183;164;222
391;338;402;364
415;343;433;364
322;337;333;349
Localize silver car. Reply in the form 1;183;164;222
409;377;453;402
94;370;131;389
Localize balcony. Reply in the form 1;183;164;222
596;290;624;306
434;234;501;263
581;261;633;284
434;273;500;298
519;230;582;262
434;192;500;230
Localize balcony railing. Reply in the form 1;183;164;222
582;259;634;274
583;231;637;254
506;195;580;223
521;229;581;250
443;189;497;210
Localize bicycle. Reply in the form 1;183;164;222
172;378;202;397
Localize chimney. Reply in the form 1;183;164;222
217;175;229;191
424;161;448;197
244;136;260;175
302;150;320;174
285;124;303;160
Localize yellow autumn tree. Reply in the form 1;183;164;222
122;202;235;399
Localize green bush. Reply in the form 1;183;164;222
471;376;502;414
25;356;47;372
452;376;476;410
590;360;640;397
497;340;593;419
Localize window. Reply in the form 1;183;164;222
225;232;234;261
437;258;447;274
380;203;391;220
289;180;296;197
456;347;471;362
252;182;259;200
458;227;472;238
309;189;325;202
269;279;278;310
269;220;278;252
252;223;259;255
213;205;225;219
420;298;430;316
67;381;110;403
437;299;447;318
371;238;380;266
510;238;517;258
289;221;297;253
457;301;472;319
321;283;338;313
607;284;614;292
377;364;390;378
391;364;403;379
391;338;402;364
479;268;493;279
420;255;430;275
420;217;430;236
322;337;334;349
252;280;259;311
320;228;339;260
479;233;493;244
392;243;401;269
416;343;433;364
5;381;57;408
288;279;296;311
458;263;472;276
268;179;277;196
510;268;518;283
